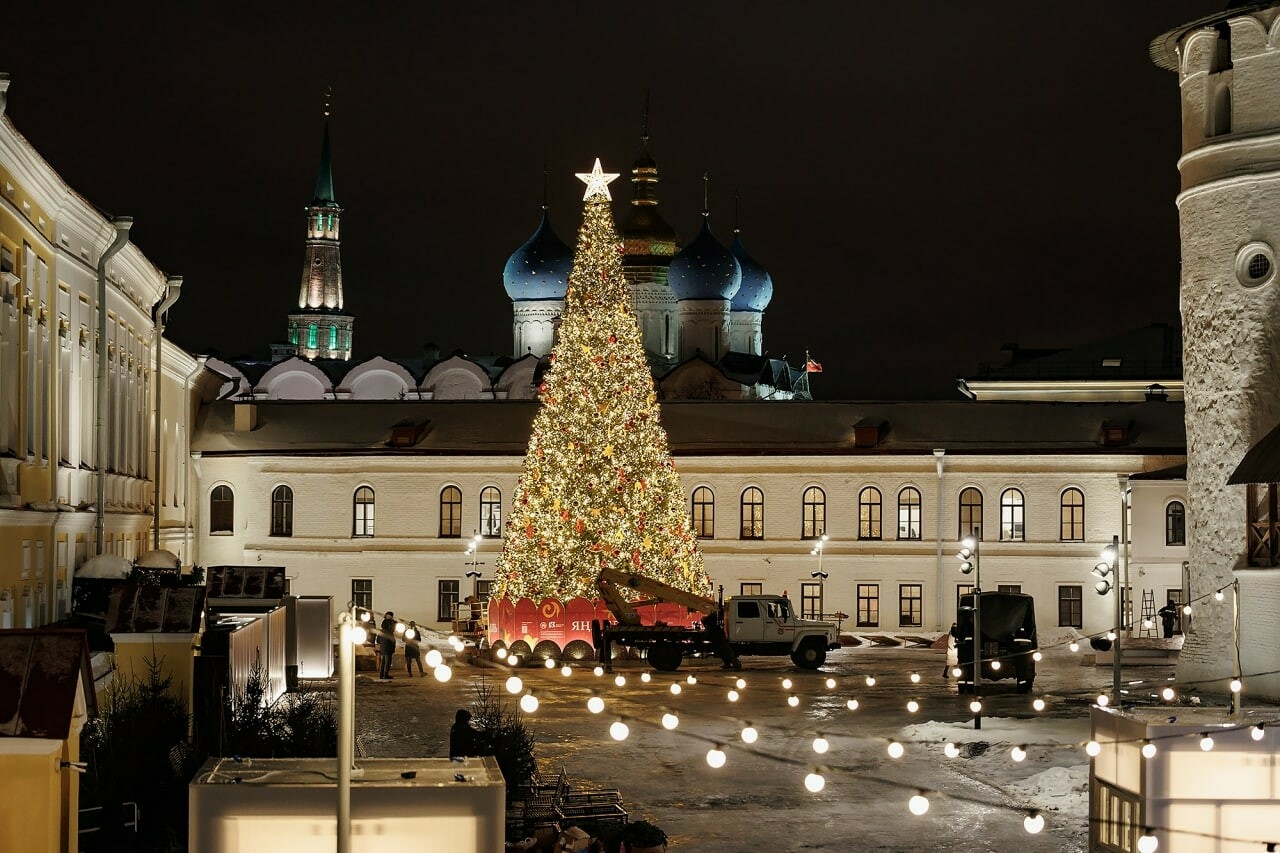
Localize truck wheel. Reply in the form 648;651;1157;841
648;643;683;672
791;640;826;669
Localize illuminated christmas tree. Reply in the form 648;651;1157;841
494;159;708;601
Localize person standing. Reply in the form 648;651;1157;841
1158;600;1179;639
404;620;423;676
449;708;478;759
378;611;397;680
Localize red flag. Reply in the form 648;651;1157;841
806;358;823;374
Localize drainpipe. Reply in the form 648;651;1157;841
152;276;182;551
934;449;946;629
94;218;132;556
182;356;207;568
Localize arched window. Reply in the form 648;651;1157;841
897;487;921;540
802;486;826;539
1166;501;1186;546
1060;488;1085;542
479;486;503;538
858;487;882;540
958;487;983;540
353;486;375;537
270;485;293;537
440;486;462;538
1000;488;1025;541
691;486;715;539
740;487;764;540
210;485;234;534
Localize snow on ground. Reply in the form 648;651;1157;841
899;716;1091;818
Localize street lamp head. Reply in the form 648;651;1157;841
1101;545;1117;565
1094;580;1112;596
1092;562;1112;579
962;535;976;551
959;561;975;575
820;534;829;542
811;570;828;580
957;548;972;561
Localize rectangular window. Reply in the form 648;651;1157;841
1058;585;1083;629
438;579;460;622
307;324;318;349
329;325;338;350
899;583;922;628
800;582;821;620
856;584;879;628
740;582;763;596
997;584;1022;594
475;579;494;604
352;579;373;611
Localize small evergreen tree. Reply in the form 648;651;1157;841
471;676;537;795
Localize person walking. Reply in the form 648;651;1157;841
404;620;423;676
449;708;478;759
378;611;397;680
1157;600;1179;639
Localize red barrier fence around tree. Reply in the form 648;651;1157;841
487;596;700;660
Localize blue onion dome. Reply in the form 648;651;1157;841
729;233;773;312
503;210;572;301
669;219;741;301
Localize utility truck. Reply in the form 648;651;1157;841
593;568;841;671
953;590;1037;693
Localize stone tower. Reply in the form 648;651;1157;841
1153;5;1280;697
287;111;353;361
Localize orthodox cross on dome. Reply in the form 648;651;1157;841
576;158;619;201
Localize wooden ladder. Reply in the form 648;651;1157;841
1138;588;1157;638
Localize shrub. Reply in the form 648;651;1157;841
470;676;538;794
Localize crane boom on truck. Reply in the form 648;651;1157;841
594;569;840;672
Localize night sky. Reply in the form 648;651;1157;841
3;2;1212;399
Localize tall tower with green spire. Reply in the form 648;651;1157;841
288;93;353;361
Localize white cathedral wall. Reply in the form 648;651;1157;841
192;449;1174;638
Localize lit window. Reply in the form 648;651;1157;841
802;486;826;539
1060;488;1084;542
1000;489;1025;541
354;486;375;537
691;486;715;539
858;487;881;540
740;487;764;540
897;488;921;540
958;487;982;540
307;324;318;349
479;487;502;538
440;486;462;538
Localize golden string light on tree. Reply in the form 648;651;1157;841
494;159;709;601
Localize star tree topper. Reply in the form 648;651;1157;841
576;157;620;201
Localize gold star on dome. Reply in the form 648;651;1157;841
576;158;620;201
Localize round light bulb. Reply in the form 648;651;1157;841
908;794;929;816
1032;651;1042;662
1106;631;1117;642
887;741;904;759
1230;679;1242;693
425;649;443;668
593;666;603;677
706;748;726;769
741;726;758;744
787;695;800;708
804;772;825;793
735;678;747;690
1085;741;1101;757
509;655;521;666
782;678;793;690
812;737;829;754
687;675;697;685
609;721;630;741
1097;694;1109;708
545;658;557;669
505;676;523;694
1011;745;1026;762
1215;590;1225;602
907;700;920;713
661;713;679;730
865;676;876;687
433;664;452;683
1069;642;1080;653
1200;735;1214;752
520;693;539;713
951;667;962;678
727;689;740;702
496;647;508;660
561;665;572;677
670;683;682;696
990;660;1001;671
614;675;626;687
1252;725;1266;742
349;626;367;645
969;700;982;715
640;672;651;683
358;610;371;622
1137;833;1159;853
587;696;605;714
943;743;960;759
846;699;859;711
395;622;405;634
1024;813;1045;834
825;677;837;689
910;672;921;684
1182;604;1192;616
1161;687;1175;701
1033;698;1046;712
1142;742;1157;759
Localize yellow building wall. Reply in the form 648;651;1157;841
0;740;62;853
112;634;197;709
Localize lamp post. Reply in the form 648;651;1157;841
809;534;829;619
958;530;981;729
336;602;370;853
1092;535;1121;706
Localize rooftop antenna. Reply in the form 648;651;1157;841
702;171;710;218
641;89;651;144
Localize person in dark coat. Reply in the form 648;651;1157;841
404;620;423;676
450;708;478;759
1157;600;1179;639
378;612;397;680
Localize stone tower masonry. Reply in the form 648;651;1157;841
1154;5;1280;697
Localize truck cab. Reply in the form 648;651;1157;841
726;595;840;667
